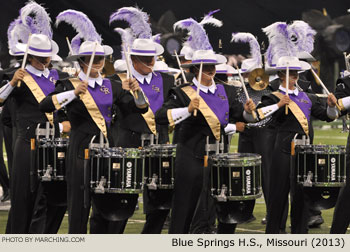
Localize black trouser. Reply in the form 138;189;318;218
67;156;90;234
0;121;9;195
330;132;350;233
169;144;204;233
265;132;309;234
29;182;67;234
9;137;35;233
142;187;172;234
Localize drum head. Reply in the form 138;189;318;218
215;200;255;224
304;187;340;210
92;194;138;221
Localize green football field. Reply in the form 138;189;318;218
0;122;349;234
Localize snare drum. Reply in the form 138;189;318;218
37;138;69;181
90;147;145;194
210;153;262;201
295;145;346;187
144;144;176;190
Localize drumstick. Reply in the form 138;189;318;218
285;65;289;115
194;61;203;117
85;41;98;81
123;45;138;99
174;50;187;83
236;66;257;120
18;34;31;88
66;37;80;71
310;68;342;111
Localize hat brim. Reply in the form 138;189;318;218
181;54;227;68
297;51;316;62
17;40;59;57
66;45;113;62
52;54;63;62
129;43;164;56
265;61;311;74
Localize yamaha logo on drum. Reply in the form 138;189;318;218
246;169;251;194
331;157;336;181
126;162;133;188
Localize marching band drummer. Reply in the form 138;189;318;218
0;31;71;233
110;7;175;234
330;69;350;233
155;48;254;234
39;10;148;234
245;55;338;234
39;40;148;234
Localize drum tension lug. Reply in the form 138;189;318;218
303;171;313;187
216;185;228;202
42;165;53;181
95;176;106;194
147;174;158;190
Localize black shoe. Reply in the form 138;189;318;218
261;217;267;225
1;191;10;202
244;215;256;224
308;215;324;228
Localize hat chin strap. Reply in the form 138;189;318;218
80;59;105;75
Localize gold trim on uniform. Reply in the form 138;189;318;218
129;90;156;135
257;108;265;120
167;109;175;127
52;94;62;110
338;98;345;111
70;78;108;137
272;91;309;136
181;86;221;141
23;72;54;125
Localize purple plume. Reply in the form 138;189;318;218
288;20;316;53
70;34;82;55
20;1;52;38
109;7;152;39
7;17;32;52
114;28;135;59
231;33;261;66
56;9;102;45
199;9;223;27
174;18;212;50
262;22;298;66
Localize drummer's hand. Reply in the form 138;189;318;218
10;69;26;87
61;121;71;133
327;93;337;107
129;78;141;92
74;80;88;96
277;95;290;108
188;97;200;113
244;99;256;114
236;122;246;132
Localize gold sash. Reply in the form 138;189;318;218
129;90;156;135
22;72;54;125
181;86;221;140
70;78;107;137
272;91;309;136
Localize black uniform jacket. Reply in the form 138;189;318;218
116;72;175;146
155;83;244;158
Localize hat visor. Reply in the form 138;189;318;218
181;54;227;68
17;40;59;57
129;43;164;56
66;45;113;62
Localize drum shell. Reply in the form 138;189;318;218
90;147;144;194
295;145;346;187
210;153;262;201
37;138;69;181
144;144;176;189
